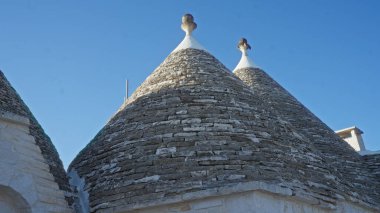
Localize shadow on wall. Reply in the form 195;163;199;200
0;185;31;213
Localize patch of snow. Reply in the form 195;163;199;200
233;52;258;72
172;35;206;53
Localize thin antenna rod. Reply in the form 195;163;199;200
126;79;129;99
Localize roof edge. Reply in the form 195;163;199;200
335;126;363;134
99;181;379;213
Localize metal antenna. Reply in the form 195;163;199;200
126;79;129;99
123;79;129;103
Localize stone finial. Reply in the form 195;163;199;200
238;38;251;56
181;14;197;36
233;38;257;71
172;14;205;52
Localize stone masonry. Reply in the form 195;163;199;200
69;49;380;212
234;67;380;208
0;71;73;206
0;111;72;212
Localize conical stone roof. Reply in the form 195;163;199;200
0;71;72;202
69;33;379;212
233;42;380;209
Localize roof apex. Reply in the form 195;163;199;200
172;35;206;53
172;14;206;53
233;38;257;72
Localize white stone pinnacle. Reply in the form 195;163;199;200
172;14;206;53
233;39;258;72
172;35;206;52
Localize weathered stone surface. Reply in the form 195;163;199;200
362;153;380;181
69;49;379;212
234;67;380;209
0;71;73;206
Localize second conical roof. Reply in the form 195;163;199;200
234;63;380;209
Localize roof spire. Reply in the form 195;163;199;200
181;14;197;36
238;38;251;56
233;38;257;72
172;14;206;52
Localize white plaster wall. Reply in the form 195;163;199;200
129;190;376;213
338;129;365;151
0;192;23;213
344;136;361;151
0;185;31;213
0;113;72;213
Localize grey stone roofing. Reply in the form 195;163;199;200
234;67;380;206
0;71;73;204
362;153;380;191
69;49;379;212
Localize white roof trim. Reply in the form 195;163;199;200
335;126;363;134
172;35;206;53
233;52;258;72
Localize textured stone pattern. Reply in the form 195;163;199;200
363;154;380;181
0;115;72;212
234;67;380;208
0;71;72;204
70;49;379;212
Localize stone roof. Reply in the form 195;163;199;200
362;153;380;182
69;45;380;212
233;66;380;208
0;71;72;203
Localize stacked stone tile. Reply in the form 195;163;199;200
234;65;380;208
0;71;73;205
69;44;380;212
362;153;380;184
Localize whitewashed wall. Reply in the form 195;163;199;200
128;187;375;213
0;112;72;213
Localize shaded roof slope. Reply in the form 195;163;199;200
0;71;72;202
70;47;378;212
234;65;380;208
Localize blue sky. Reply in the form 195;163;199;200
1;0;379;168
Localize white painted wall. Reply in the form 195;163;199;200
0;185;31;213
127;189;376;213
344;129;365;151
335;127;366;152
0;112;72;213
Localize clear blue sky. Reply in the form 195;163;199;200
1;0;379;168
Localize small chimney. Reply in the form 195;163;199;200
335;126;366;151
